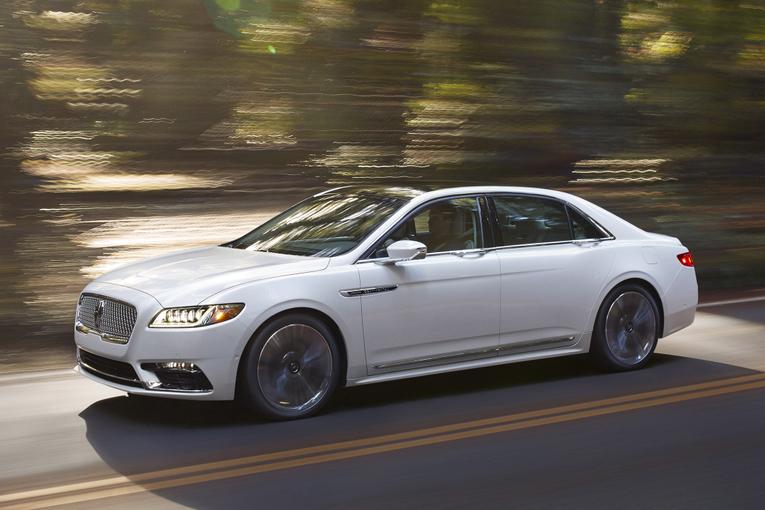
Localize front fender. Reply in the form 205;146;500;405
202;266;365;383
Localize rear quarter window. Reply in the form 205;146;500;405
567;206;606;240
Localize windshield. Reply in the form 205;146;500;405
225;192;405;257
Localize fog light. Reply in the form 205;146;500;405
141;362;213;392
158;361;200;372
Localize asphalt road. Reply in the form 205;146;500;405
1;298;765;510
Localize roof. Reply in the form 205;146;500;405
316;185;582;205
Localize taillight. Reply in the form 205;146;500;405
677;251;694;267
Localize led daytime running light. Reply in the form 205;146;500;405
150;304;244;328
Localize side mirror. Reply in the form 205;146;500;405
376;240;427;265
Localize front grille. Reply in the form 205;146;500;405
77;294;137;343
78;349;142;388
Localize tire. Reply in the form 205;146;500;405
590;284;660;372
239;313;341;420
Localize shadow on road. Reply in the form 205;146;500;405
77;352;758;509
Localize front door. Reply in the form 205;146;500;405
356;196;500;374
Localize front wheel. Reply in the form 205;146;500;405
239;313;340;420
590;284;660;371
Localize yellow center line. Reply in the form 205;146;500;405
2;372;765;510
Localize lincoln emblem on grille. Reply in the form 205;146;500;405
94;300;105;330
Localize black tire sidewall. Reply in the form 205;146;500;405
240;313;341;420
591;284;660;371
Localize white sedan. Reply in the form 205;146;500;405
74;186;697;419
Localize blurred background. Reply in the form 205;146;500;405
0;0;763;373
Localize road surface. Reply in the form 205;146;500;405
1;298;765;509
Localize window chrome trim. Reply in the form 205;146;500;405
358;236;611;262
486;239;579;253
358;236;614;262
357;247;489;265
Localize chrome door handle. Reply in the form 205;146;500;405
572;239;601;247
456;250;487;258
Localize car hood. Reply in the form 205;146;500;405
95;246;330;306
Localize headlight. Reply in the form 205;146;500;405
149;304;244;328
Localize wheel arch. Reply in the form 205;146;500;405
235;306;350;399
592;275;666;342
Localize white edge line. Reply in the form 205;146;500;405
698;295;765;309
0;368;77;384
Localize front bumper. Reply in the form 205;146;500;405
73;281;247;400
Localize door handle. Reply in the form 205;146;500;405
455;250;487;258
572;239;601;247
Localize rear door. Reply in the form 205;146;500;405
488;194;614;353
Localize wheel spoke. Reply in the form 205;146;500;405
257;323;332;412
274;372;289;393
616;330;628;354
604;291;656;366
612;297;625;317
296;374;318;402
633;300;651;324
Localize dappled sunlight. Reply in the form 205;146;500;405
0;0;763;342
74;212;275;278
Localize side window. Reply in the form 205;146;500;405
567;206;605;240
371;197;482;257
491;195;570;246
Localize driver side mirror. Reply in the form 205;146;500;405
375;240;427;265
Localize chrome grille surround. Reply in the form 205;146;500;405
76;294;138;344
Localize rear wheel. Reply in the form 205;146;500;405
590;284;659;371
240;313;340;420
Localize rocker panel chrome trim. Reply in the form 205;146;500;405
372;335;577;371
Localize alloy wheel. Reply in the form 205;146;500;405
256;323;333;412
604;291;657;366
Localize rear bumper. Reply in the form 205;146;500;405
662;266;698;337
664;303;696;337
